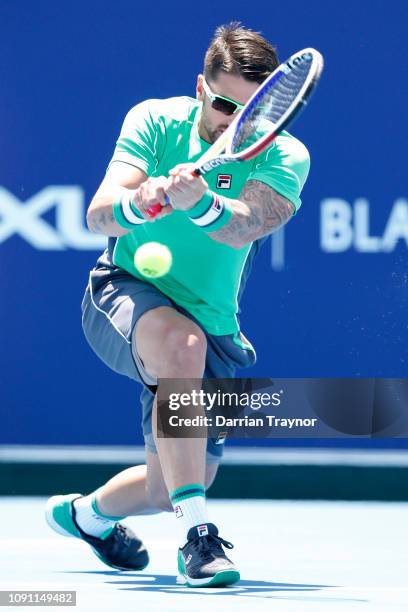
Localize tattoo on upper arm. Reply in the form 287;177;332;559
211;180;295;248
241;180;295;230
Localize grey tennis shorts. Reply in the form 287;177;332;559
81;248;257;462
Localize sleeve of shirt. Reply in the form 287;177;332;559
247;133;311;213
108;100;164;176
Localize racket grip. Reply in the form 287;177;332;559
145;203;163;218
145;194;171;218
146;171;199;217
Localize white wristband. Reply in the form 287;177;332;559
113;189;146;229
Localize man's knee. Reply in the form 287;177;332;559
163;326;207;369
133;307;207;377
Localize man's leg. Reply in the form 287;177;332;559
45;449;219;572
71;303;217;533
95;450;220;517
133;306;240;587
134;306;208;491
49;272;236;580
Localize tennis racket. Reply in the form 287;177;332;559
146;47;324;217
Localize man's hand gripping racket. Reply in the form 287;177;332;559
145;127;231;217
146;47;324;218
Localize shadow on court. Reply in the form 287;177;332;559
59;571;367;603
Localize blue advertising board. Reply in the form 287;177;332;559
1;0;406;446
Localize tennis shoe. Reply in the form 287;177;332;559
177;522;240;587
45;493;149;571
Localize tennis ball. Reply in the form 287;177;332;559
134;242;172;278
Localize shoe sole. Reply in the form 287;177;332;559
91;551;149;572
45;494;82;537
178;569;240;588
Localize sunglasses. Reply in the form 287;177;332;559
201;78;245;116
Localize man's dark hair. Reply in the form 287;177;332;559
204;22;279;84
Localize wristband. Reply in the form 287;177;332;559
188;190;233;233
112;189;146;230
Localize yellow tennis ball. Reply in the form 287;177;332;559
134;242;172;279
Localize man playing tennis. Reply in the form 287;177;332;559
45;23;310;587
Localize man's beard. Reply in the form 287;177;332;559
200;116;229;144
210;125;229;143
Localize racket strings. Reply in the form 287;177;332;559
231;59;313;154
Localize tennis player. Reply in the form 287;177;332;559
45;22;310;587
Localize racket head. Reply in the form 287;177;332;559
224;48;324;160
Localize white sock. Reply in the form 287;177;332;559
73;491;122;539
170;484;209;545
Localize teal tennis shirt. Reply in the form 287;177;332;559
109;96;310;336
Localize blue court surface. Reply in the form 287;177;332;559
1;497;407;611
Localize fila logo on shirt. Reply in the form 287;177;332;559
197;524;209;537
217;174;232;189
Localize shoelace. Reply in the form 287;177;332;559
105;524;132;554
116;524;132;546
196;534;234;560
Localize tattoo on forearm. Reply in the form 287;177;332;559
211;180;295;248
88;209;115;234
